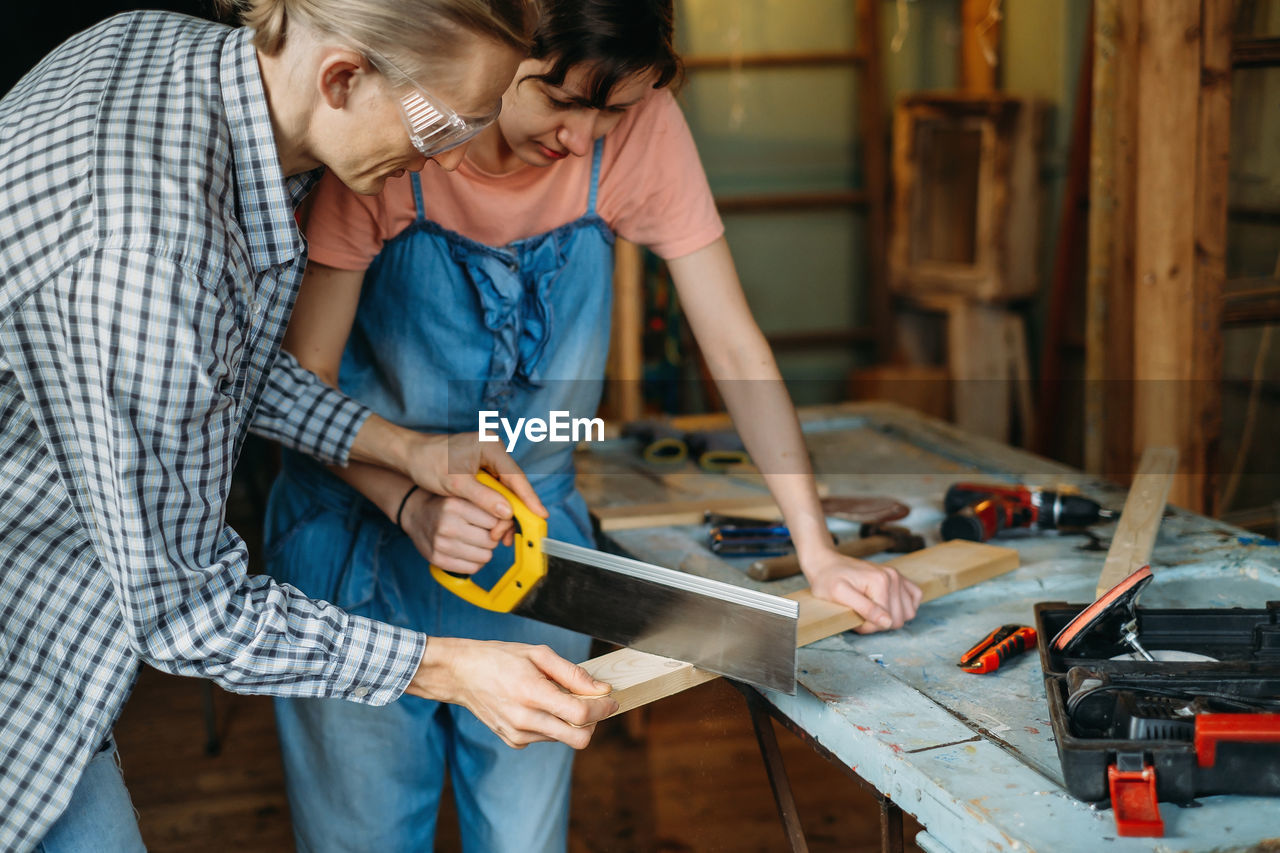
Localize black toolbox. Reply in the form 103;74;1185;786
1033;597;1280;835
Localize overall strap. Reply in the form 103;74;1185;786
587;136;605;215
410;171;427;221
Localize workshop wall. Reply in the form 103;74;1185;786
674;0;865;405
1001;0;1089;384
672;0;1089;409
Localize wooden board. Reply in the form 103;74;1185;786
947;298;1013;442
590;483;829;532
584;540;1020;717
1095;446;1178;597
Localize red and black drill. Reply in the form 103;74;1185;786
940;482;1117;543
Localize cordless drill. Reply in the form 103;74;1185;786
940;482;1117;543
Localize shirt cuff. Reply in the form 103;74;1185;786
311;394;373;467
324;612;427;705
253;352;375;466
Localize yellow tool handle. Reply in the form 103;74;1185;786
429;471;548;612
642;436;688;465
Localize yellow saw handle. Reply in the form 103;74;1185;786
429;471;547;612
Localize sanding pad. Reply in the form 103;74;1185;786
820;495;910;525
1052;564;1155;655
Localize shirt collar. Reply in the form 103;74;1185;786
219;27;321;271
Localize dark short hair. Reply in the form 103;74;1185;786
521;0;682;108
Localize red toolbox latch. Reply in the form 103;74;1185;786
1107;753;1164;837
1195;713;1280;768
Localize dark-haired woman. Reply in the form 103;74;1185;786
265;0;923;849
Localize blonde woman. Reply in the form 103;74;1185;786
0;2;620;850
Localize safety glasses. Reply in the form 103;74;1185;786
363;47;500;158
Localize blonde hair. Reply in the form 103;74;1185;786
214;0;537;76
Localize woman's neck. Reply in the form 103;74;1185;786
463;123;526;176
257;43;322;177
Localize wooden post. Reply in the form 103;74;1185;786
1191;0;1232;514
606;238;645;423
1085;0;1136;481
1087;0;1229;513
961;0;999;93
947;298;1012;442
1035;9;1092;456
856;0;892;362
1131;0;1200;487
1131;0;1228;513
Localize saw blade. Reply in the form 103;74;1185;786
513;539;798;693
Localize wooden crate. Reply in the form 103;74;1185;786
889;92;1045;302
847;364;951;422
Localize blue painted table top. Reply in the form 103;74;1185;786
578;403;1280;852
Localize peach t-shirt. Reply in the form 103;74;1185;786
304;89;724;269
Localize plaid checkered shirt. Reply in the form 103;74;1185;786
0;13;427;849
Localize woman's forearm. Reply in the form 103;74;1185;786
667;239;833;558
706;341;833;560
329;456;418;524
345;412;415;474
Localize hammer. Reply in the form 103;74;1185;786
747;523;925;581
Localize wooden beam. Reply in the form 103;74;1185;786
856;0;891;362
1188;0;1232;514
1224;285;1280;327
947;299;1012;443
1131;0;1201;505
1090;0;1227;510
1095;446;1178;597
585;541;1020;717
1007;310;1034;447
1085;0;1137;480
1231;36;1280;68
1036;9;1092;456
960;0;999;93
605;239;644;423
1127;0;1227;514
1228;203;1280;224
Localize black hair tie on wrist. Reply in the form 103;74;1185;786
395;484;420;531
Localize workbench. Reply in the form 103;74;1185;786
575;402;1280;852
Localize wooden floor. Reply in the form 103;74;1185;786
113;668;924;852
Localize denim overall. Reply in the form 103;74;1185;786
264;139;613;853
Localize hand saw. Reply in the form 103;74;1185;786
430;472;799;693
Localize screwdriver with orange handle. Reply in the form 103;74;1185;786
958;624;1038;674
